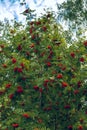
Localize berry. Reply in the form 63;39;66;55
46;62;51;67
23;113;30;118
79;57;84;62
6;83;11;88
78;125;83;130
34;86;39;90
57;74;63;79
83;40;87;46
70;52;75;58
62;82;68;87
12;123;19;128
12;58;17;64
68;125;73;130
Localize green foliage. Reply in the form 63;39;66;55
0;10;87;130
57;0;87;43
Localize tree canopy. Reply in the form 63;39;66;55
57;0;87;42
0;4;87;130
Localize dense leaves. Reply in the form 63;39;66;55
0;10;87;130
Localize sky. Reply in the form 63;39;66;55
0;0;65;22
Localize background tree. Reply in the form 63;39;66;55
57;0;87;43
